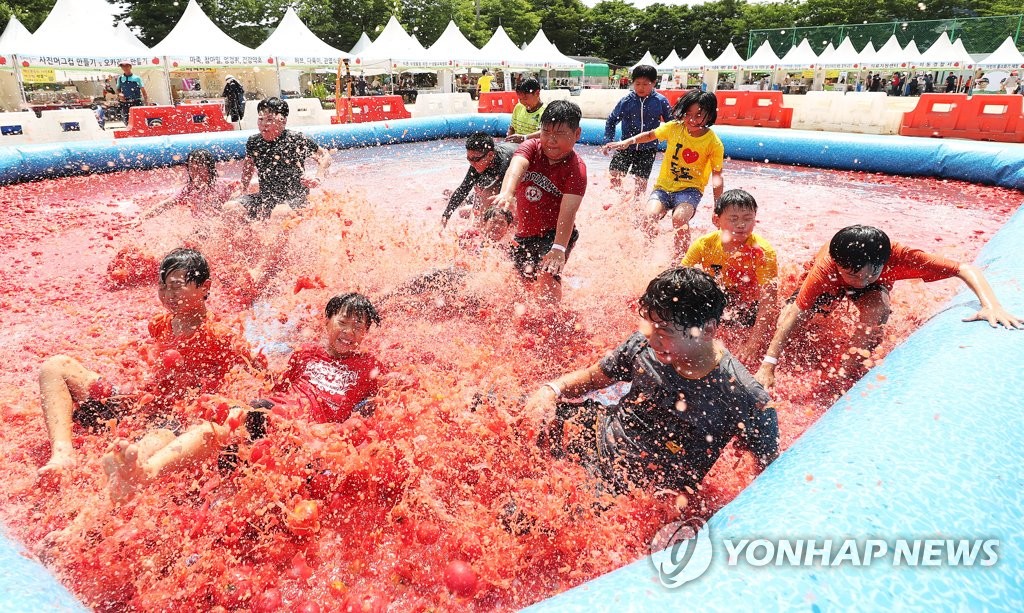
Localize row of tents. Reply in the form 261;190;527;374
635;33;1024;74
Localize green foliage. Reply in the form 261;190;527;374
0;0;54;32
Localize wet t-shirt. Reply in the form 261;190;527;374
513;138;587;238
597;332;779;492
443;143;517;222
246;130;321;204
272;344;385;423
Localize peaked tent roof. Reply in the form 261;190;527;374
918;32;974;69
523;29;583;70
867;35;905;69
356;16;429;67
0;15;33;54
777;38;818;69
630;50;657;71
818;37;862;69
977;36;1024;69
424;20;480;67
114;22;149;52
478;26;536;68
256;7;349;66
656;49;682;71
707;43;745;70
16;0;150;61
151;0;266;66
857;41;877;66
743;40;781;70
678;45;712;69
350;32;373;55
901;40;922;66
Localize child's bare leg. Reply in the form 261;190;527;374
850;288;892;357
632;176;649;201
643;198;668;238
534;273;562;306
38;355;100;475
609;169;625;191
670;203;697;260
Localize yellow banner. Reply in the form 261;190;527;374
801;69;815;78
22;67;56;83
825;69;840;78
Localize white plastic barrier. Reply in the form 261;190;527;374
541;89;573;103
575;89;629;119
791;91;846;131
0;111;38;146
410;93;475;118
239;98;330;130
833;92;904;135
38;109;108;142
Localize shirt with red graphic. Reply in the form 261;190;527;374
271;344;385;423
513;139;588;238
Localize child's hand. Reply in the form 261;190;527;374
754;363;776;389
963;306;1023;329
506;133;526;144
600;141;626;155
539;249;566;276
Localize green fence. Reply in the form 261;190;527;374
749;14;1023;57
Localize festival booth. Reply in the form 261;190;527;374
741;41;781;90
816;37;863;92
655;50;684;88
349;32;373;56
705;42;746;92
524;30;585;90
149;0;272;112
673;45;713;91
0;16;34;112
354;16;433;102
917;32;976;94
976;37;1024;93
421;20;484;102
474;26;538;98
776;39;819;94
250;7;349;128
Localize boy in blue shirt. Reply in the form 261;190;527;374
603;64;672;198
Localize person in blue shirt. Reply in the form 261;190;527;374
115;60;148;124
603;64;672;199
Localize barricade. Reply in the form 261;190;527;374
833;92;904;135
330;96;413;124
715;90;792;128
239;98;329;130
790;91;845;131
900;93;1023;143
114;104;234;138
0;111;40;145
38;109;106;142
657;89;693;107
410;93;475;118
477;91;519;113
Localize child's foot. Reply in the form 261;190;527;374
38;445;76;478
101;440;149;503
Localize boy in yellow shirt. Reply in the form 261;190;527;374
682;189;777;366
603;90;724;259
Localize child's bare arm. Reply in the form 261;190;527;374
957;264;1023;329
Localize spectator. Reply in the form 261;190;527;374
222;75;245;123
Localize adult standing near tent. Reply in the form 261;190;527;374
115;60;148;124
478;69;494;94
222;75;245;123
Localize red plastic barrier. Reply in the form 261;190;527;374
900;93;1023;143
477;92;519;114
714;91;792;128
657;89;695;107
114;104;234;138
330;96;412;124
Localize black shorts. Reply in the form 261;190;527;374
239;192;307;221
723;300;759;328
609;148;657;178
509;228;579;281
72;396;126;431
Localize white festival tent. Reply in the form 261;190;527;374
114;22;150;53
656;49;682;71
867;35;906;69
355;16;429;71
918;32;975;69
818;37;863;69
0;16;34;109
478;26;536;70
149;0;272;104
423;20;482;91
743;40;781;70
708;43;746;70
977;37;1024;69
630;50;658;71
816;42;837;65
524;30;583;70
901;40;923;67
678;45;712;70
256;7;350;67
349;32;373;56
857;41;877;67
777;38;819;69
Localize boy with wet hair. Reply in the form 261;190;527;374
507;77;546;143
492;100;588;304
603;64;673;196
102;293;388;501
441;132;517;229
603;89;724;259
755;225;1022;388
230;97;332;221
524;267;779;497
682;189;778;365
37;248;259;477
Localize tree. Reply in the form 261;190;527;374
536;0;592;56
399;0;466;47
639;3;691;63
582;0;644;65
295;0;396;52
117;0;290;49
470;0;541;49
0;0;54;32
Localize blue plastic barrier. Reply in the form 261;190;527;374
1;116;1023;190
1;116;1021;610
526;206;1024;611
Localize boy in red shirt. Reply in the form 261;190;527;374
756;225;1021;388
491;100;588;305
101;293;386;500
37;248;258;477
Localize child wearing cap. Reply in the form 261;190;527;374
507;77;546;143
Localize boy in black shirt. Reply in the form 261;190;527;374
441;132;516;230
524;267;779;496
232;97;332;221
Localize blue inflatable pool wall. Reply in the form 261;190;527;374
1;117;1021;611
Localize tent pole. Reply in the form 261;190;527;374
274;57;282;98
12;54;27;105
163;57;173;106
